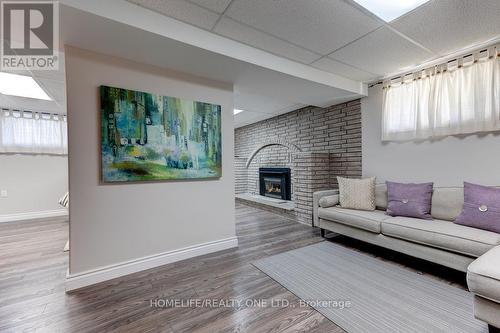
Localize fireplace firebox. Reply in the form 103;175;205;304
259;167;291;200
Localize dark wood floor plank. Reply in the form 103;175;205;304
0;202;466;333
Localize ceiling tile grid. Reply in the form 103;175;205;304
234;102;306;128
186;0;232;13
224;0;382;54
234;90;300;115
2;52;67;114
128;0;220;30
214;17;321;64
391;0;500;56
311;57;378;82
329;26;434;75
234;89;307;127
126;0;500;82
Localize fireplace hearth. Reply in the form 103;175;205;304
259;167;291;201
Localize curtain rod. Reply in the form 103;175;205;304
1;107;66;117
369;43;499;88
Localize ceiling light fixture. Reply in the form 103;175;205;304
352;0;430;22
0;72;52;100
234;109;244;115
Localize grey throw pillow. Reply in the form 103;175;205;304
319;195;339;208
337;176;376;211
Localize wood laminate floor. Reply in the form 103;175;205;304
0;203;467;333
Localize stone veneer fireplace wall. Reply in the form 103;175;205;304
235;99;362;224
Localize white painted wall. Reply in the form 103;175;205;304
0;155;68;221
362;86;500;186
65;47;236;277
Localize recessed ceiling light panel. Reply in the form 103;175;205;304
0;72;52;100
353;0;430;22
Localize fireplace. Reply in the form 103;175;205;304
259;167;291;200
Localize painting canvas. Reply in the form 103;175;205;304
100;85;222;182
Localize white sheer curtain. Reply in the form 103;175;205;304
0;109;67;154
382;50;500;141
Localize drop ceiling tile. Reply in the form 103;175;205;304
187;0;232;13
2;69;60;82
234;97;310;126
330;27;433;76
214;17;321;64
311;57;379;82
392;0;500;55
0;94;64;114
234;110;267;128
6;62;65;82
272;103;306;115
0;75;65;113
127;0;220;30
235;91;300;115
36;78;66;105
30;69;65;81
225;0;382;54
234;110;260;121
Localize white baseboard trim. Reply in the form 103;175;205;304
0;209;68;223
65;236;238;292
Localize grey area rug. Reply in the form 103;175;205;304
253;241;487;333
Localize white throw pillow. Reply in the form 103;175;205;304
337;176;376;211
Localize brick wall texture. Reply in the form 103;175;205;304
235;99;362;224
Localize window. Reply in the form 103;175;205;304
382;50;500;141
0;109;67;155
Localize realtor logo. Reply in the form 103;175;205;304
1;1;59;70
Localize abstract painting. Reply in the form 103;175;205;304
100;85;222;182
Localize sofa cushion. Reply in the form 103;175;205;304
381;217;500;257
467;246;500;303
386;181;433;219
375;184;388;210
374;185;500;221
318;207;389;233
318;195;339;208
455;182;500;233
430;187;464;221
337;176;376;211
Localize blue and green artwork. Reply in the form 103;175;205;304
100;85;222;182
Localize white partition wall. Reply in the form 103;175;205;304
64;47;236;290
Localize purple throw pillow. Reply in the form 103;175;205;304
454;182;500;234
386;181;434;219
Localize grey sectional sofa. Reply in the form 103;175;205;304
313;184;500;332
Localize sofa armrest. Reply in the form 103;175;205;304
312;189;339;227
467;245;500;303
